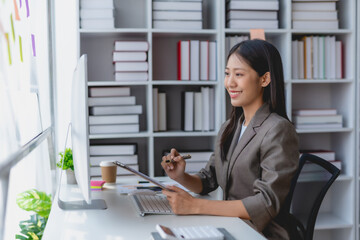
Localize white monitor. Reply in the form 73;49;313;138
58;54;107;210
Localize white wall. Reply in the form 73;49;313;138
54;0;78;152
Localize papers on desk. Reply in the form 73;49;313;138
116;181;189;195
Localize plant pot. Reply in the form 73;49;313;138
66;169;77;184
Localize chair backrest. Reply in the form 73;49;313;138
282;153;340;240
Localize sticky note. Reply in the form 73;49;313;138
250;29;265;41
31;34;36;56
10;14;15;42
5;33;11;65
19;36;23;62
13;0;21;20
19;0;22;8
25;0;30;17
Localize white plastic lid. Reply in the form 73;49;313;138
99;161;116;167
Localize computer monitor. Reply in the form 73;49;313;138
58;54;107;210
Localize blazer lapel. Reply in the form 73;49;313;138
226;103;272;182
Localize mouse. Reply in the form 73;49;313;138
128;189;158;196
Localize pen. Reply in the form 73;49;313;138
165;154;191;163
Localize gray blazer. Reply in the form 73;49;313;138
196;103;299;239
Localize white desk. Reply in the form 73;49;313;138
43;178;265;240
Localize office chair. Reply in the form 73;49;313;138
280;153;340;240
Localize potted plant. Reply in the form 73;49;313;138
57;148;76;184
15;189;52;240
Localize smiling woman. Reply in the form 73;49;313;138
161;39;299;240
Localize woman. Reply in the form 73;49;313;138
161;39;299;239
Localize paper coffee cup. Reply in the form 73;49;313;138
100;161;117;183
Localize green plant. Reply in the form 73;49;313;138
57;148;74;171
15;189;52;240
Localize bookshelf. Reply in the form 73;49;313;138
77;0;356;239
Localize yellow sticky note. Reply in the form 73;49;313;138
250;29;266;41
10;13;15;42
5;33;11;65
19;35;23;62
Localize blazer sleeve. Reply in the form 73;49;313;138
195;152;218;195
241;120;299;232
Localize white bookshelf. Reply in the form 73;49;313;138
77;0;356;239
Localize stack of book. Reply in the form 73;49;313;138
292;0;339;29
90;180;105;191
226;0;279;29
225;35;249;56
292;36;343;79
113;41;149;82
152;0;202;29
88;87;142;134
182;87;215;132
299;150;341;181
152;88;167;132
177;40;216;81
89;144;139;180
80;0;114;29
163;151;213;174
292;109;343;130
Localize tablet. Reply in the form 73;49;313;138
113;161;169;190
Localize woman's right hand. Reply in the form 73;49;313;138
161;148;186;181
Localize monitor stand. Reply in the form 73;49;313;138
58;198;107;210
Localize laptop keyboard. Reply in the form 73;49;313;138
131;194;173;216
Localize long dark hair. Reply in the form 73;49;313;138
220;39;289;160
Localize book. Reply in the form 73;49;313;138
178;41;190;80
80;19;114;29
318;36;325;79
209;87;215;131
113;52;147;62
227;0;279;11
194;92;203;131
152;10;202;20
329;36;336;78
209;41;216;81
158;93;167;131
227;20;278;29
153;88;159;132
293;109;337;116
227;10;277;20
292;11;338;21
115;72;148;81
295;123;342;129
90;165;139;176
201;87;210;131
292;2;336;11
302;160;341;173
324;36;331;79
153;20;202;29
89;87;130;97
312;36;319;79
80;9;114;19
183;92;194;131
335;41;342;79
303;36;312;79
293;20;339;29
89;124;140;134
200;41;209;80
90;144;136;155
298;41;304;79
89;105;143;115
292;40;298;79
88;96;136;106
299;150;335;161
90;155;138;166
80;0;113;8
152;1;202;11
114;41;149;51
190;40;200;81
115;62;148;72
89;115;139;125
293;115;342;124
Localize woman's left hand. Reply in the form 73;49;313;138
162;185;199;215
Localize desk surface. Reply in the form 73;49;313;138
43;178;265;240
